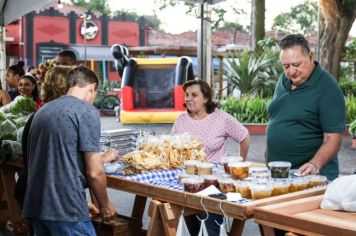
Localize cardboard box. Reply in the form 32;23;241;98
92;214;140;236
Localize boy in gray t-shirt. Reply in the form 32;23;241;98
23;66;117;235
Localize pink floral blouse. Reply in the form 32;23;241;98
171;109;248;163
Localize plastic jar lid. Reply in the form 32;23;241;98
184;160;201;166
268;161;292;167
228;162;250;168
221;156;243;163
197;163;214;168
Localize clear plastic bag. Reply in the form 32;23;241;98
176;215;190;236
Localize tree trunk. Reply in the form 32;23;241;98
319;0;356;80
251;0;265;51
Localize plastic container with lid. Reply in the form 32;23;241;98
184;160;201;175
289;178;309;192
221;156;243;174
177;172;193;184
271;180;290;196
218;178;235;193
197;163;214;176
228;162;250;179
250;185;273;200
234;181;252;198
202;175;219;189
181;177;204;193
308;175;328;188
268;161;292;178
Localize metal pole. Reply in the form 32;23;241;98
84;16;87;66
197;3;204;80
316;0;320;62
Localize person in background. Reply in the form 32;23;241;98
0;84;11;106
266;34;346;181
6;61;25;100
56;49;78;66
171;79;250;236
23;66;117;235
17;74;42;109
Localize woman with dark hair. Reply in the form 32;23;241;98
6;61;25;100
18;74;42;109
171;79;250;236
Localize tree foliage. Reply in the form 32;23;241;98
71;0;111;15
272;0;318;36
112;10;161;30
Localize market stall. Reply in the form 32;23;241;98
106;171;327;236
254;194;356;236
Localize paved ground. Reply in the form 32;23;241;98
100;117;356;236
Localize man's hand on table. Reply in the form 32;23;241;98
100;201;117;222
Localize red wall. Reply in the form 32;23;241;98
108;21;139;46
33;15;70;62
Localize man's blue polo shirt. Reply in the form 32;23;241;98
267;62;346;180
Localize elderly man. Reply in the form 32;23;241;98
266;34;346;180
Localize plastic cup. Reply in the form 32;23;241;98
184;160;201;175
250;185;273;200
268;161;292;178
308;175;328;188
221;156;243;174
289;178;309;192
271;181;290;196
181;177;204;193
228;162;250;179
218;178;235;194
197;163;214;176
234;181;252;199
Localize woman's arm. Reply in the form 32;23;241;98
239;136;250;161
0;90;11;106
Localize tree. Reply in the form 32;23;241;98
71;0;111;15
251;0;265;51
319;0;356;79
112;10;161;30
272;0;318;36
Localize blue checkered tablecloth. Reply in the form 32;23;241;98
111;168;185;191
109;168;251;203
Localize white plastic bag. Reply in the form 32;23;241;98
219;223;228;236
176;215;190;236
198;219;208;236
320;175;356;212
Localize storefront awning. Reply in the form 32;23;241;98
70;45;113;61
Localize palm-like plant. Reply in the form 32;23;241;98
223;49;282;97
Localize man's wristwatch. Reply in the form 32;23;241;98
309;161;320;175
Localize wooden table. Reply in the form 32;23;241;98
106;175;326;236
0;158;28;233
254;195;356;236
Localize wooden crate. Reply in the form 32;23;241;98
254;195;356;236
92;214;140;236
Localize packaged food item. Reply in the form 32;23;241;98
221;156;243;174
234;181;252;198
250;185;273;200
202;175;219;189
181;177;204;193
184;160;201;174
177;172;193;184
228;162;250;179
197;163;214;176
268;161;292;178
289;178;309;192
271;181;290;196
218;178;235;194
308;175;328;188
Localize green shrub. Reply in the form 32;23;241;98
340;79;356;96
219;96;271;123
346;95;356;124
